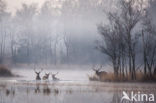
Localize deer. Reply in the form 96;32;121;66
92;65;107;80
51;72;59;81
34;68;43;80
42;72;50;80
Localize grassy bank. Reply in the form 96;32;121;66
88;72;156;82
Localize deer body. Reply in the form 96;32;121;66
34;68;43;80
92;65;107;80
42;73;50;80
36;72;41;80
95;71;107;80
51;72;59;81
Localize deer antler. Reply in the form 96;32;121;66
98;65;103;71
34;67;38;73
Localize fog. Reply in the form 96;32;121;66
0;0;117;65
0;1;156;103
0;0;155;68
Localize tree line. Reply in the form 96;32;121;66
0;0;107;65
97;0;156;80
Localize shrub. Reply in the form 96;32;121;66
0;66;13;77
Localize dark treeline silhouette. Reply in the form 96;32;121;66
97;0;156;80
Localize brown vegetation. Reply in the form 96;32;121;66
0;65;14;77
88;72;156;82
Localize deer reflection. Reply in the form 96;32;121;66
34;84;41;94
53;88;59;96
66;89;72;94
43;84;51;96
6;89;10;96
34;84;51;95
5;88;15;97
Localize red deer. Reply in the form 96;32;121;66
42;72;50;80
34;68;43;80
92;65;107;80
51;72;59;81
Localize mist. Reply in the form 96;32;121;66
0;0;155;69
0;1;156;103
0;0;118;66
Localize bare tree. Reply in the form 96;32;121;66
97;0;144;80
97;21;122;78
0;0;10;63
142;13;156;77
15;3;37;64
63;33;72;63
120;0;144;80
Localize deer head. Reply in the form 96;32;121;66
92;65;103;75
92;65;107;80
45;72;50;78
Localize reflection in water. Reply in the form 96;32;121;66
53;88;59;96
111;90;133;103
0;82;155;103
26;87;30;95
34;84;60;96
43;85;51;96
111;90;121;103
34;84;40;94
6;89;10;96
34;84;52;95
5;88;15;97
111;90;156;103
66;89;72;94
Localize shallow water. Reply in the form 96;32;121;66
0;69;156;103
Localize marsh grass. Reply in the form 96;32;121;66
88;72;156;82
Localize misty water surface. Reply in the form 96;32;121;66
0;68;156;103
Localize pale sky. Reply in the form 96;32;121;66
4;0;149;15
5;0;45;13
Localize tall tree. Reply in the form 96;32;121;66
97;0;144;80
142;10;156;77
0;0;10;63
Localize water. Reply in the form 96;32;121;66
0;69;156;103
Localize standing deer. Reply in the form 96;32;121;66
92;65;107;80
34;68;43;80
51;72;59;81
42;72;50;80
